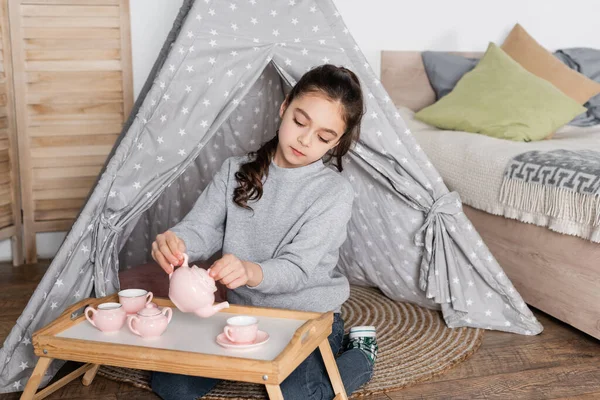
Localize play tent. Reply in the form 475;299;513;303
0;0;543;393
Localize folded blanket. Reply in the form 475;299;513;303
555;48;600;126
500;149;600;228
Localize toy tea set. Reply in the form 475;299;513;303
84;254;269;348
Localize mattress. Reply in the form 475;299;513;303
398;106;600;242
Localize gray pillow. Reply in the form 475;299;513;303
555;48;600;126
421;51;479;100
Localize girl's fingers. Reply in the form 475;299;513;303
208;259;226;278
178;239;186;255
213;263;236;282
158;241;179;266
166;236;182;262
220;268;243;286
153;250;173;274
226;276;247;290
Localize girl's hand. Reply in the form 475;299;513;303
209;254;262;289
151;230;186;274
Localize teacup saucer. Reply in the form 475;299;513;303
216;330;270;349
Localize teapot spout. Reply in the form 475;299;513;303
194;301;230;318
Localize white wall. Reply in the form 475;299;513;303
3;0;599;262
129;0;184;98
129;0;600;99
335;0;600;75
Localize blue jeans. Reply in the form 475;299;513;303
151;313;374;400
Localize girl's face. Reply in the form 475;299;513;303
274;92;346;168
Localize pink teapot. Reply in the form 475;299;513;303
168;253;229;317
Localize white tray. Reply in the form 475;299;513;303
58;309;306;361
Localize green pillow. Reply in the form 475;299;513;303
415;42;586;141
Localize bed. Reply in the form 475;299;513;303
380;51;600;340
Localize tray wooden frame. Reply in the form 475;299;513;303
21;295;348;400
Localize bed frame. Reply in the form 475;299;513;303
380;51;600;340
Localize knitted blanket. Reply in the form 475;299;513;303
400;106;600;243
500;149;600;232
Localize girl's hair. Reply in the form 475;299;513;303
233;64;364;210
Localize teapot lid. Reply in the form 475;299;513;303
137;304;162;317
193;266;217;291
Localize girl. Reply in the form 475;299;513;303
150;64;377;400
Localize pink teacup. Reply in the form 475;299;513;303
224;316;258;344
85;302;127;333
118;289;153;314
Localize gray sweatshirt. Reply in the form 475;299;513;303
170;155;355;313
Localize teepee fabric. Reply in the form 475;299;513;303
0;0;542;394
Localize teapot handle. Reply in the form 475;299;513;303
169;253;190;279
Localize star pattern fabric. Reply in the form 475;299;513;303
0;0;542;393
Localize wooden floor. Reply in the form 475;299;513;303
1;262;599;400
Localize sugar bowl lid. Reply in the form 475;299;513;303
137;304;162;317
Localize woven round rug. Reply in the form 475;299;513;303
98;286;484;398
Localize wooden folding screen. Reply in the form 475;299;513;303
8;0;133;263
0;0;23;265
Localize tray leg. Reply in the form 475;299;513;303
20;357;52;400
82;364;101;386
265;384;284;399
23;363;96;400
319;339;348;400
